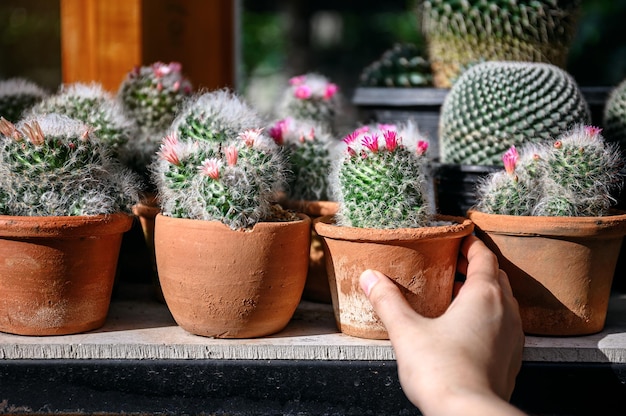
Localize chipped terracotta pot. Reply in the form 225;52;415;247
280;199;339;304
154;213;311;338
313;215;474;339
468;209;626;336
0;213;133;336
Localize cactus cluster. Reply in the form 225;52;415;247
0;114;140;216
28;82;136;158
267;117;337;201
151;90;291;229
439;61;590;166
330;122;431;229
0;78;48;122
603;78;626;152
475;125;623;217
359;43;433;87
417;0;582;87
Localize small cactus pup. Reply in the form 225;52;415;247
28;82;136;160
475;125;624;217
417;0;582;88
0;77;48;122
358;43;433;88
0;114;140;216
603;77;626;153
276;73;341;133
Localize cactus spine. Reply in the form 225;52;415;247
0;78;48;122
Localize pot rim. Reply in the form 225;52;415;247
313;214;473;242
467;209;626;238
279;199;339;217
155;212;311;233
0;212;133;238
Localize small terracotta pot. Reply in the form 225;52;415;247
131;194;163;301
0;213;133;336
468;209;626;336
154;213;311;338
313;215;474;339
281;199;339;304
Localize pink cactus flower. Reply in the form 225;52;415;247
502;146;518;175
324;83;338;100
294;85;312;100
416;140;429;156
158;134;182;166
382;130;399;152
362;134;380;153
343;131;359;146
289;75;306;86
239;128;263;147
268;118;289;146
199;158;222;180
584;125;602;137
225;145;238;167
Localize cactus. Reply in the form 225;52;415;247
417;0;582;88
439;61;590;166
0;114;140;216
28;82;136;158
359;43;433;87
267;117;337;201
475;125;623;217
603;78;626;152
330;122;432;229
0;78;48;122
276;73;340;132
152;90;291;230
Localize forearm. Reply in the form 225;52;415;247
415;389;527;416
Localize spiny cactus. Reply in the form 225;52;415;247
0;114;140;216
330;122;431;229
476;125;624;217
267;117;337;201
417;0;582;88
276;73;340;132
603;78;626;151
28;82;136;157
0;78;48;122
152;91;291;229
359;43;433;87
439;61;590;166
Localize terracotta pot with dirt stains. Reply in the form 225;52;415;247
0;213;133;336
468;209;626;336
154;213;311;338
313;214;474;339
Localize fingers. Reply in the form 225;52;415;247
459;235;501;285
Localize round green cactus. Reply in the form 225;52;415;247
330;122;431;229
476;125;623;217
439;61;591;166
418;0;582;87
0;114;140;216
603;78;626;151
0;78;48;122
359;43;433;87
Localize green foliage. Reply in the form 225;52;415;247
0;77;48;122
359;43;433;87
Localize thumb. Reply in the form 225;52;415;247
360;269;425;337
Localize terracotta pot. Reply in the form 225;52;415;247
281;199;339;304
468;209;626;336
154;213;311;338
313;215;474;339
130;194;163;302
0;213;133;336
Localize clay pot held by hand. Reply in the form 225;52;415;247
154;213;311;338
0;213;133;336
468;209;626;336
313;215;474;339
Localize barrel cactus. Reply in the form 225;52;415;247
417;0;582;88
0;78;48;122
330;122;431;229
358;43;433;87
439;61;590;166
475;125;623;217
603;78;626;152
0;114;140;216
152;90;292;230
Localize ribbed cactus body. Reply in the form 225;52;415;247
418;0;581;87
0;78;48;122
0;114;139;216
439;61;590;166
359;43;433;87
603;78;626;150
331;123;431;229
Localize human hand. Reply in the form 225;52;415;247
359;235;526;416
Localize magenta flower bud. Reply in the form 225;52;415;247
584;125;602;137
417;140;429;156
502;146;518;175
289;75;306;86
324;83;338;100
294;85;312;100
383;129;399;152
362;134;379;153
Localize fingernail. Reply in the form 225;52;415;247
360;269;380;297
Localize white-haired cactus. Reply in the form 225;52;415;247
603;78;626;151
359;43;433;87
267;117;337;201
417;0;582;87
152;90;291;230
28;82;136;157
330;122;431;229
0;114;140;216
0;78;48;122
439;61;590;166
476;125;624;217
